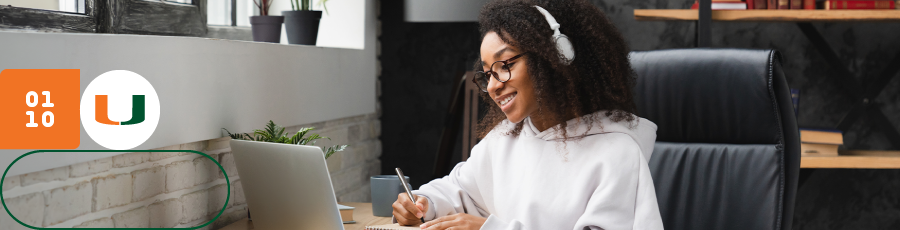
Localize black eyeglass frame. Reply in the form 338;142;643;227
473;53;526;92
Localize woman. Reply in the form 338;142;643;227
392;0;663;229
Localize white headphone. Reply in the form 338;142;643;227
534;5;575;65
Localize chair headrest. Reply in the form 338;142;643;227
630;48;784;144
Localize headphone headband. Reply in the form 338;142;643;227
533;5;575;64
533;6;560;35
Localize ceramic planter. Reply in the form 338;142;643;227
250;16;284;43
282;10;322;45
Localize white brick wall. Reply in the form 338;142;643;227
166;161;194;192
112;152;150;168
70;158;111;178
194;156;219;185
218;153;237;179
150;147;182;161
232;180;246;205
208;184;232;217
1;192;43;229
1;112;381;229
44;181;92;226
132;166;165;201
92;174;132;211
20;167;68;186
181;189;209;223
2;175;20;191
149;198;182;228
111;207;149;228
73;217;113;228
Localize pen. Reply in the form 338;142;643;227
395;168;426;223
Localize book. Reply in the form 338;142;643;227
748;0;756;9
778;0;791;9
804;0;816;9
691;1;749;9
825;0;896;9
800;128;844;145
801;143;840;156
366;223;422;230
755;0;768;9
792;0;804;8
769;0;778;9
338;204;355;224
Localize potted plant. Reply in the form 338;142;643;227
283;0;330;45
250;0;283;43
223;120;348;159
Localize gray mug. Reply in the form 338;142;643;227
370;175;411;217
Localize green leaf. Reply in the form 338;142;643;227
319;0;330;15
223;121;348;159
300;134;324;145
223;128;240;140
323;144;348;159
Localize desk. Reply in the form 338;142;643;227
218;202;393;230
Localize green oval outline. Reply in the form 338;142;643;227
1;150;231;229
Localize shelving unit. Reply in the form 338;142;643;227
634;8;900;152
801;156;900;169
634;9;900;22
800;150;900;169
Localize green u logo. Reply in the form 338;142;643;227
95;95;145;125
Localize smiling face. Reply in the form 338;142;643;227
480;32;541;124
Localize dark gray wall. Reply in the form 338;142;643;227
379;0;480;188
379;0;900;228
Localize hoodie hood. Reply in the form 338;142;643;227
521;111;658;160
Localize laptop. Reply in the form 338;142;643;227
230;139;344;230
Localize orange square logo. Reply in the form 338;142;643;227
0;69;80;149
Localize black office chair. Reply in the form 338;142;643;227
631;49;800;230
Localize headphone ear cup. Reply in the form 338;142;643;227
554;34;575;64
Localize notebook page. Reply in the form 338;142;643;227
364;223;421;230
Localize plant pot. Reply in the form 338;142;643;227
250;16;284;43
282;10;322;45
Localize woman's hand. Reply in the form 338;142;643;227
392;193;429;226
421;213;487;230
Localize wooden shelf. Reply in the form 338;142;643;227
801;156;900;169
634;9;900;22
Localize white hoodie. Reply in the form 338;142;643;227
412;111;664;230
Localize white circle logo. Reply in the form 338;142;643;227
80;70;160;150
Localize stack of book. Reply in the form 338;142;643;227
691;0;750;10
690;0;898;9
800;128;843;156
824;0;896;9
338;204;356;224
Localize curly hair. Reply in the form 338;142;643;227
476;0;638;140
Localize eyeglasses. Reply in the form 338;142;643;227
473;54;525;92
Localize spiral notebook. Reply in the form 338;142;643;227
364;223;421;230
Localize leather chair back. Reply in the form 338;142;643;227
631;49;800;230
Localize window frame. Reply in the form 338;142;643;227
0;0;207;36
0;0;99;33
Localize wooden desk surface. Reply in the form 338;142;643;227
218;202;393;230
